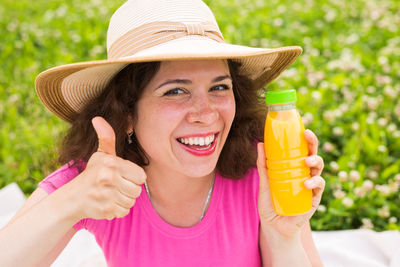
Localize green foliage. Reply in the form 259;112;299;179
1;0;399;231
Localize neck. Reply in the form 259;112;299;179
144;166;214;203
143;165;215;227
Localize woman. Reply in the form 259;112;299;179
0;0;325;266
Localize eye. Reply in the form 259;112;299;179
210;84;231;91
163;88;185;96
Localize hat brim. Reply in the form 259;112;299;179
35;36;302;122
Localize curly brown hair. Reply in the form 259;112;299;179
58;60;267;179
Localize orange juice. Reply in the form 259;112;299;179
264;90;312;216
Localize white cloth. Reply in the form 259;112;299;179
1;182;399;267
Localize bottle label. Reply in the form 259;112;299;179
268;103;296;112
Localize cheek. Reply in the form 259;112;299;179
218;95;236;126
135;101;183;141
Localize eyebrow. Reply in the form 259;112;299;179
155;75;232;90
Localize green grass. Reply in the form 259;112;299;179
1;0;399;231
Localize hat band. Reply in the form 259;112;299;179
107;21;225;59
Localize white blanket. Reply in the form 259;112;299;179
1;183;399;267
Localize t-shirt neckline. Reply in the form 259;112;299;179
138;172;224;238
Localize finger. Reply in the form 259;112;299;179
114;190;138;210
304;129;318;155
304;176;325;205
117;158;147;185
92;116;116;156
116;177;143;199
113;202;133;219
257;142;268;193
305;155;324;176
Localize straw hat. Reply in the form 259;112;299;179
35;0;302;123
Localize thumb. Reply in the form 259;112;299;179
257;142;269;194
92;116;116;156
257;142;274;212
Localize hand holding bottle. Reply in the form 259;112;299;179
257;129;325;237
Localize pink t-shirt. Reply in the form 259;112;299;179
38;163;262;266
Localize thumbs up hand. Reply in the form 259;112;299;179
69;116;146;221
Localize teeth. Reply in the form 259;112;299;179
178;134;216;146
199;138;205;146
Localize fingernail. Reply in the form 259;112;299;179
305;179;315;187
306;156;315;164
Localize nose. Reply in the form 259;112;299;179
186;94;219;125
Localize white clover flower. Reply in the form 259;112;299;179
376;75;392;85
323;111;335;122
387;123;397;133
378;56;388;65
333;127;344;136
299;86;308;95
89;45;104;57
329;161;339;172
333;109;343;118
342;197;354;207
378;145;387;153
377;118;388;127
362;180;374;191
367;170;378;180
394;131;400;138
320;81;330;89
389;217;398;224
345;33;359;44
366;116;374;124
311;91;322;102
322;142;335;153
394;174;400;183
324;9;337;22
317;205;327;213
366;86;376;94
384;86;398;99
352;122;360;131
339;104;349;113
349;170;361;182
348;162;355;168
338;171;348;182
395;103;400;116
376;184;390;196
361;218;374;229
366;97;379;110
334;189;346;199
354;187;366;198
389;180;399;194
378;206;390;218
8;94;20;103
7;21;18;32
273;18;283;27
302;112;314;125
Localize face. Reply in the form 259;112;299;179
133;59;236;178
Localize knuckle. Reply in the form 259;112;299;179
117;209;130;218
103;155;118;169
132;186;142;198
97;171;114;185
101;204;114;217
139;168;147;183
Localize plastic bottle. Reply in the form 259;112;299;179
264;89;312;216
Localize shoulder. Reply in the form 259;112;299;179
38;161;87;194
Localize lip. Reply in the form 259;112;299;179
176;132;219;157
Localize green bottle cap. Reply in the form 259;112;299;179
265;89;297;105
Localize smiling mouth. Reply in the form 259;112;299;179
177;133;217;150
